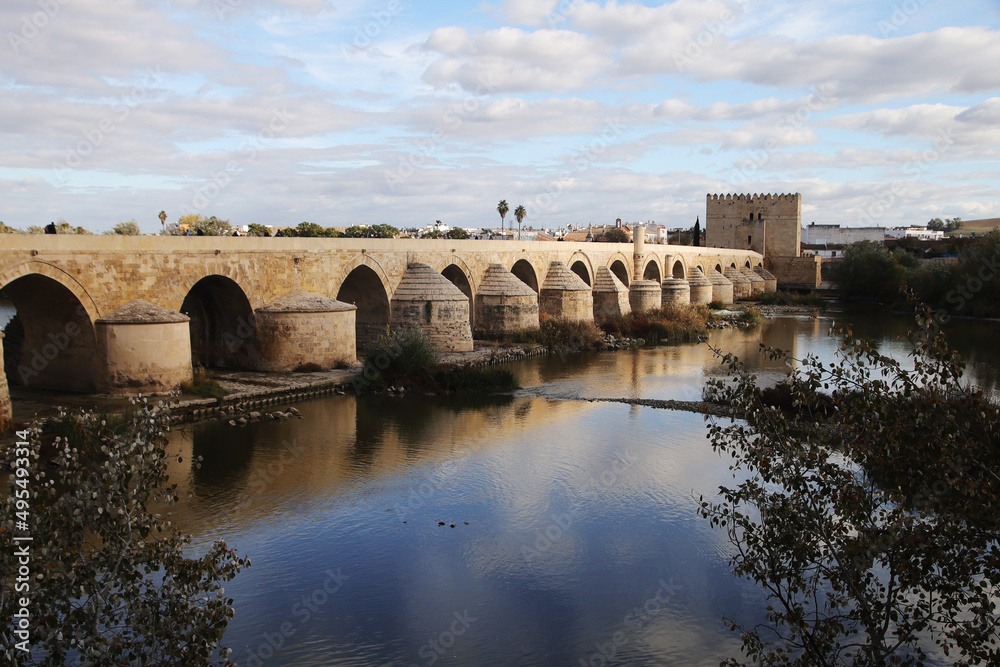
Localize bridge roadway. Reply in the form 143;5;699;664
0;235;761;422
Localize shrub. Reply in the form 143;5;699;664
363;326;438;380
601;304;709;343
0;400;250;663
701;300;1000;664
733;306;762;328
180;367;227;399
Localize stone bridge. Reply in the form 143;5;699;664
0;235;762;414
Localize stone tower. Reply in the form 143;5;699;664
705;193;801;258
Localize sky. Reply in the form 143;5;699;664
1;0;999;234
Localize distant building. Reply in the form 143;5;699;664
802;223;884;246
885;227;945;241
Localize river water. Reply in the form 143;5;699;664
118;311;1000;665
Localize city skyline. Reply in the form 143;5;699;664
1;0;998;233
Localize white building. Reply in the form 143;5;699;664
884;227;945;241
802;223;885;245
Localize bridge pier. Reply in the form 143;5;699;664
256;291;357;371
687;268;715;305
540;262;593;322
628;280;662;313
95;300;193;395
724;266;753;300
475;264;539;335
741;267;767;296
706;269;735;305
391;263;473;353
754;267;778;293
592;266;630;323
661;277;690;307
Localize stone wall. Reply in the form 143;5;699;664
257;311;357;371
96;321;193;395
766;255;822;289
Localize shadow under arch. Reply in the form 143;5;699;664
181;275;257;369
642;257;662;282
568;252;593;287
570;261;591;286
510;259;539;293
338;264;390;349
669;258;686;279
1;272;99;392
441;263;474;325
608;258;630;287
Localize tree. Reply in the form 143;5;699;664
1;400;250;664
422;229;444;239
514;205;526;240
171;214;231;236
693;217;701;247
701;301;1000;665
445;227;469;240
596;227;629;243
158;210;167;230
833;240;904;300
197;216;231;236
290;221;327;237
367;224;399;239
245;223;272;237
108;220;141;235
927;217;945;231
497;200;509;234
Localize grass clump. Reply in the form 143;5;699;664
601;304;709;344
363;326;439;379
180;366;227;399
356;326;519;394
734;306;763;328
479;316;605;353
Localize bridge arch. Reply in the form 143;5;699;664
0;260;100;324
337;262;391;348
181;275;257;370
568;251;594;287
668;256;687;280
510;259;539;293
607;253;631;287
0;264;100;393
642;256;662;283
440;260;475;325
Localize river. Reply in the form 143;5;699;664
147;309;1000;666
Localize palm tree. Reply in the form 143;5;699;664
514;205;526;240
158;210;167;231
497;200;509;235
